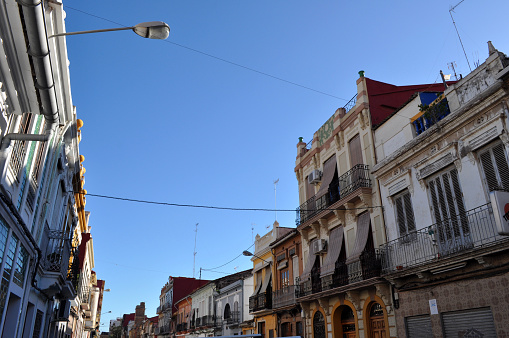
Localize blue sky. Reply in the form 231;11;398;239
63;0;509;329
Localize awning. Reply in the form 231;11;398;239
320;226;344;277
253;257;272;273
316;155;337;199
346;212;371;264
300;238;317;281
259;269;272;293
252;272;263;296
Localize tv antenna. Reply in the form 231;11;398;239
193;223;198;278
449;0;471;72
273;178;279;221
448;61;458;80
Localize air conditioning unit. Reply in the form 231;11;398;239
308;170;322;185
313;239;327;254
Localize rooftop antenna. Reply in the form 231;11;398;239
251;223;256;243
449;0;471;72
193;223;198;278
448;61;458;80
273;178;279;221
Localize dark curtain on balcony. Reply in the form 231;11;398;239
346;212;371;264
320;226;344;277
316;155;337;200
300;238;317;280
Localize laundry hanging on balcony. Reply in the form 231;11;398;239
320;226;344;277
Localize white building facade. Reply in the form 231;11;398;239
373;42;509;336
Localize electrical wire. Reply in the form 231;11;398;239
63;5;348;101
73;191;382;212
201;243;255;271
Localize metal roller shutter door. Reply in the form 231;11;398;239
442;307;496;337
406;315;432;338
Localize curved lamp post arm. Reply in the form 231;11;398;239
49;21;170;40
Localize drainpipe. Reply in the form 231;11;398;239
0;0;60;150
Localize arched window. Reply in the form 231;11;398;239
313;311;325;338
224;303;231;319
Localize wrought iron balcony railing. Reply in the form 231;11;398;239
381;203;508;273
158;324;170;334
176;323;188;332
40;229;73;278
296;164;371;226
298;251;381;298
347;249;382;283
249;291;272;312
343;93;357;112
273;285;299;309
298;268;322;297
199;315;214;327
224;311;240;325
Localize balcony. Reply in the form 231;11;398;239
296;164;371;226
298;268;322;297
249;291;272;313
273;285;299;309
381;203;509;273
224;311;240;325
40;229;72;277
158;324;170;334
297;251;382;298
66;246;80;294
412;98;450;136
176;323;188;332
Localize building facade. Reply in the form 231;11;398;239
373;42;509;337
0;0;102;336
270;229;303;338
249;221;293;338
293;70;452;338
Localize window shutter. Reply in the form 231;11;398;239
493;143;509;190
395;195;407;236
348;134;363;167
403;192;416;232
479;150;499;191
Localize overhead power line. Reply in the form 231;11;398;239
63;5;348;101
74;191;382;212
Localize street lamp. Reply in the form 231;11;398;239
49;21;170;40
242;250;270;264
101;310;112;315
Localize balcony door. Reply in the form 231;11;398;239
427;167;471;256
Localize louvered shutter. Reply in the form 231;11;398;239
493;143;509;190
480;149;499;191
406;315;432;338
403;192;416;232
395;195;407;236
442;307;496;338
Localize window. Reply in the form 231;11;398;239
478;142;509;192
394;190;416;239
427;167;470;256
280;269;289;288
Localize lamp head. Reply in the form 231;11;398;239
133;21;170;40
242;250;253;257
